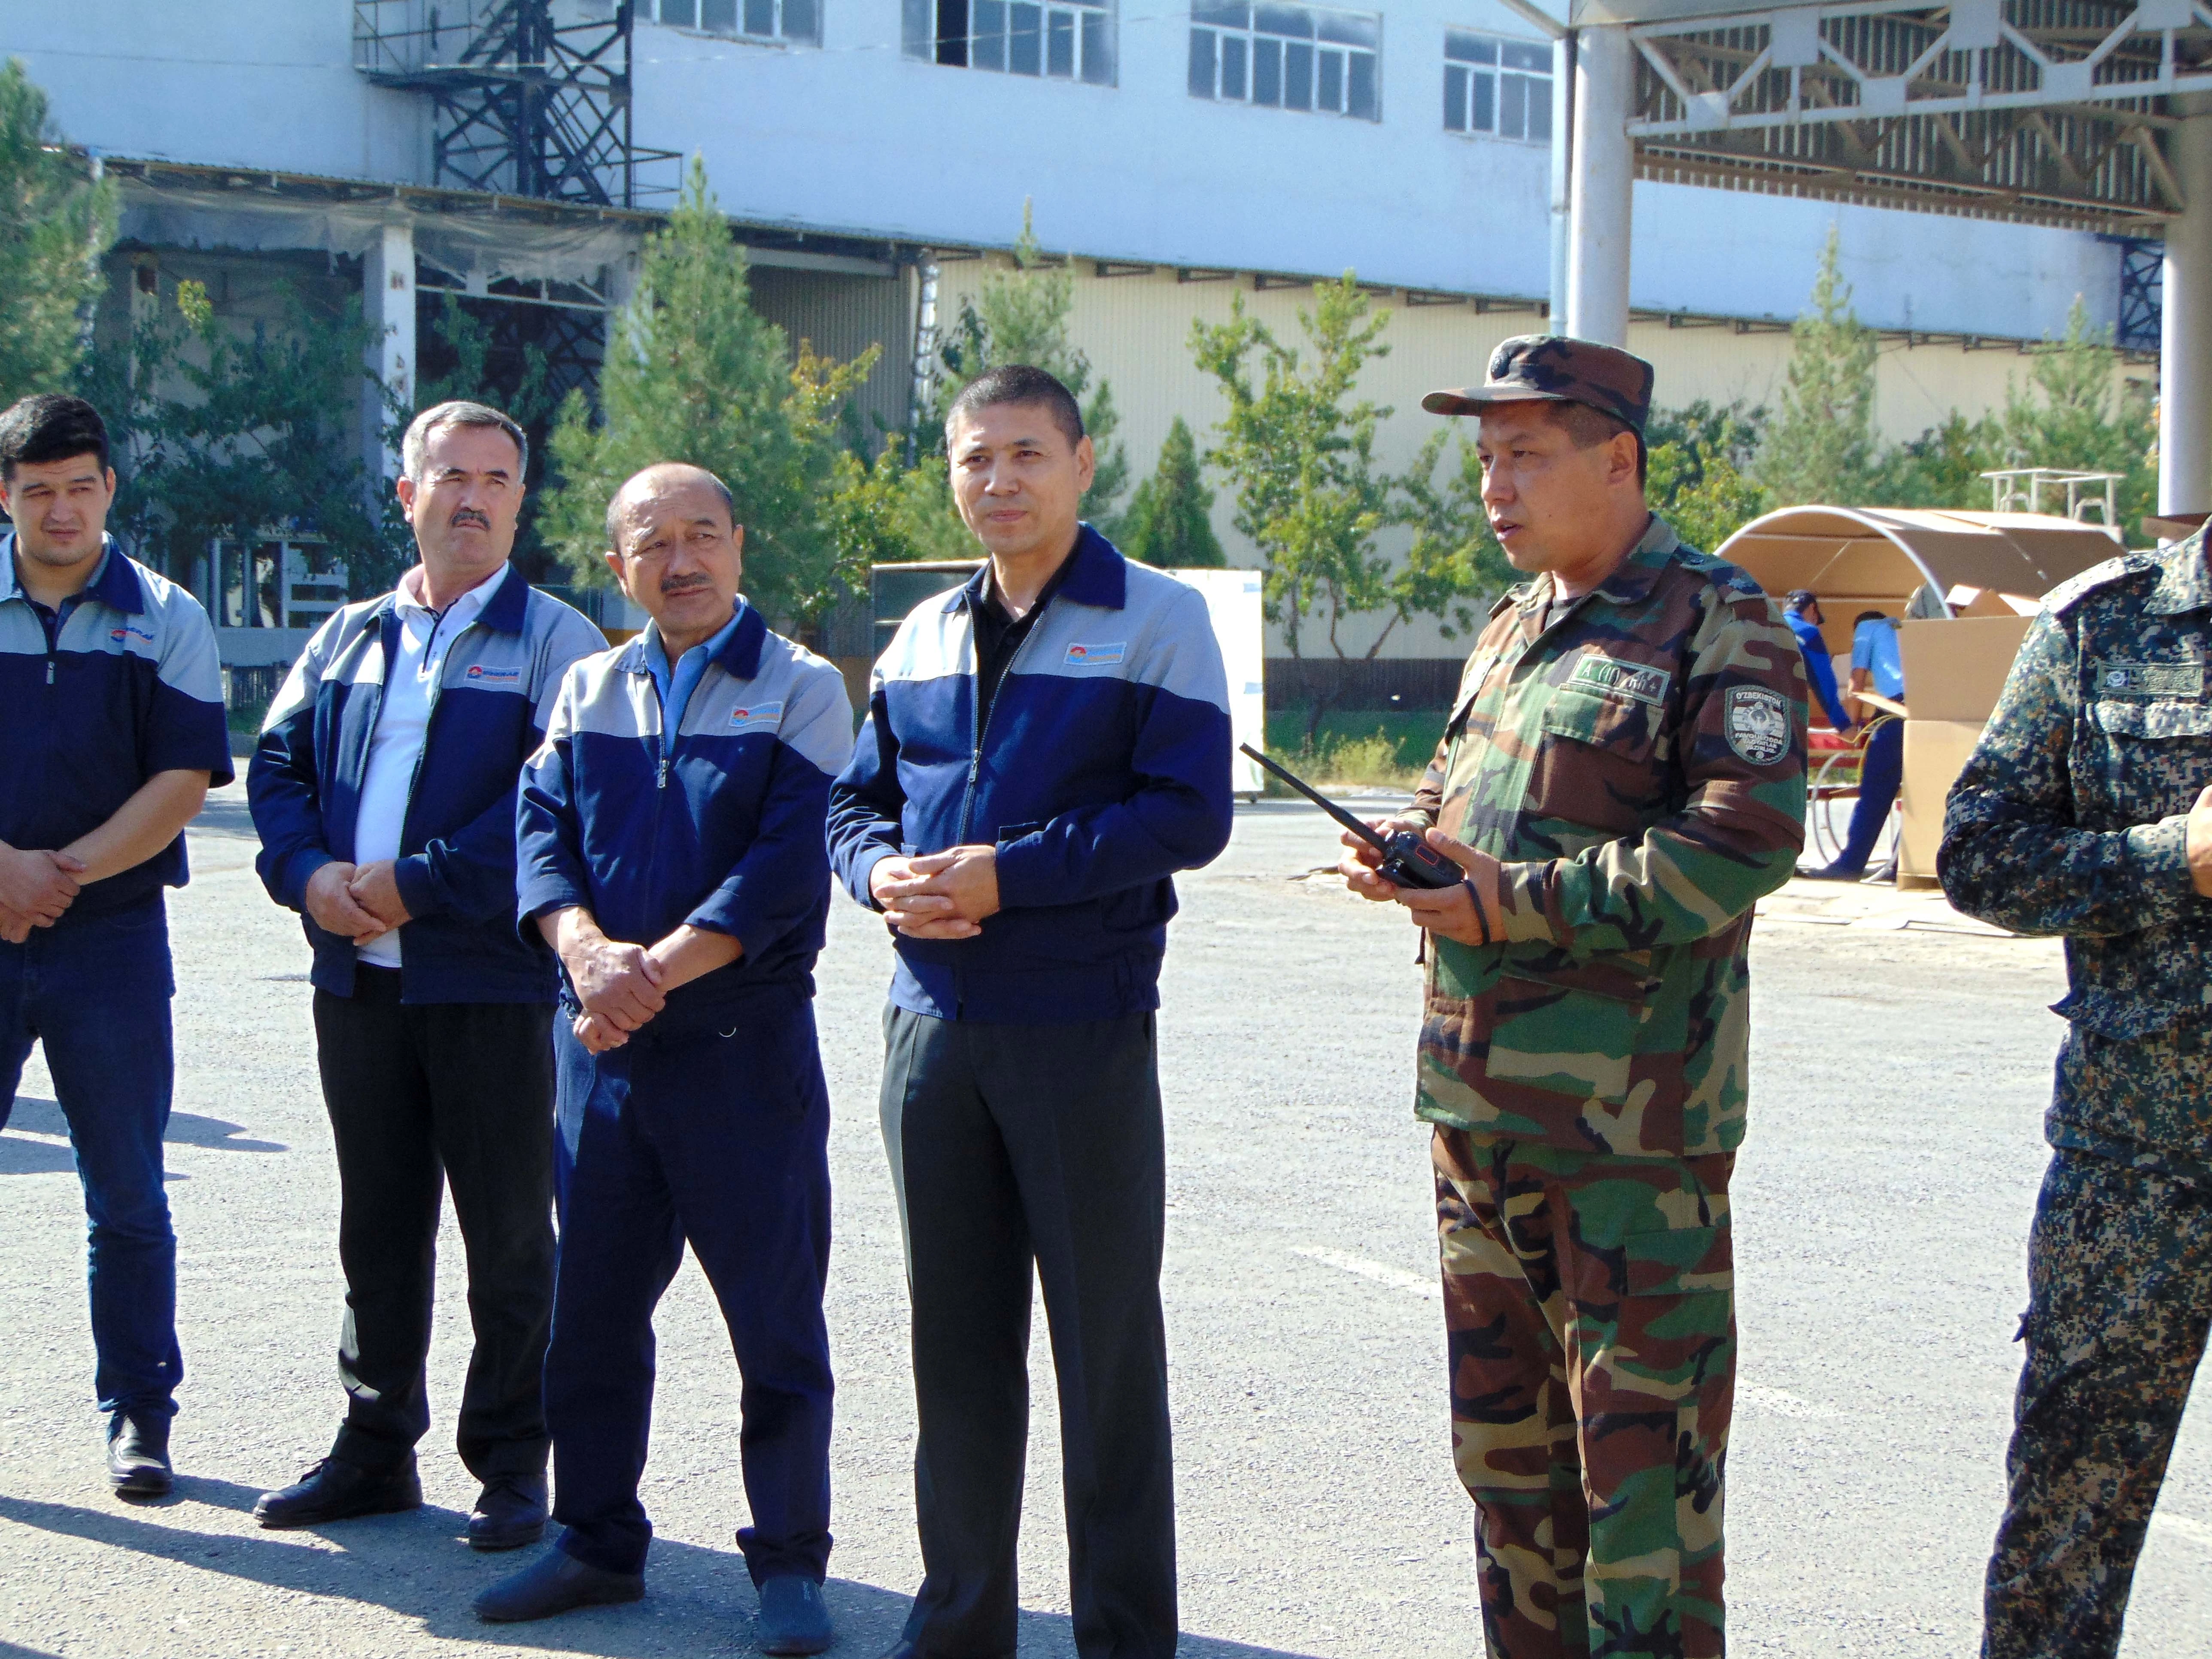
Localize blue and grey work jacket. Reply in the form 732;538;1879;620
248;565;605;1003
516;602;855;1013
827;526;1235;1024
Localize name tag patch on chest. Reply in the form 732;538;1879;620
729;699;784;727
1724;685;1791;765
463;664;521;685
1568;654;1671;707
1065;641;1125;667
2095;659;2205;698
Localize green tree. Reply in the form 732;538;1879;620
539;159;878;623
0;61;114;407
83;276;400;592
1759;227;1881;507
933;203;1129;523
1116;416;1226;567
1875;410;2000;509
1993;297;2157;535
1399;431;1514;617
1646;400;1770;552
1192;274;1489;742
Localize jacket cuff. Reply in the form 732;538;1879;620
1494;861;1559;945
2126;814;2195;895
849;845;897;912
392;854;441;920
516;875;590;944
991;836;1048;911
281;849;335;912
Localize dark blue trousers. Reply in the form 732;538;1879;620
1836;716;1904;874
545;981;834;1583
0;899;182;1422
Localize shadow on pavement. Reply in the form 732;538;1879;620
0;1096;286;1173
0;1489;1328;1657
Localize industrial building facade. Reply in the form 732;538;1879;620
0;0;2151;688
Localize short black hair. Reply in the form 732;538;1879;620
945;365;1085;452
1854;610;1888;626
1540;398;1647;489
0;394;110;480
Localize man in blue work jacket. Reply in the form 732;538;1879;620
1803;605;1907;880
483;462;851;1654
1783;589;1854;734
828;366;1234;1659
0;394;231;1500
248;401;604;1545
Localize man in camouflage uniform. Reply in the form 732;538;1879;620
1340;336;1808;1659
1939;531;2212;1659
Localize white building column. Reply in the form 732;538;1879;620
1548;31;1577;332
1566;22;1634;346
2162;112;2212;517
363;220;416;486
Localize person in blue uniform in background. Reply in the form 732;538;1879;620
484;463;853;1658
1783;589;1854;734
1803;606;1906;881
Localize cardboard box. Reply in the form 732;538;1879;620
1897;719;1985;881
1897;615;2033;723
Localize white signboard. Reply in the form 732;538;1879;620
1170;567;1267;797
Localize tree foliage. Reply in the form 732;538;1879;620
933;203;1128;522
0;60;113;410
1759;227;1881;508
82;276;399;591
1117;416;1226;567
539;159;877;623
1647;400;1769;553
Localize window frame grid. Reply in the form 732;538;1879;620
650;0;821;47
929;0;1117;85
1443;29;1552;143
1188;2;1381;122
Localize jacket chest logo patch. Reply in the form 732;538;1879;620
1567;654;1670;707
1064;641;1125;666
729;699;784;726
2095;659;2203;698
463;663;520;684
108;623;156;645
1723;685;1790;765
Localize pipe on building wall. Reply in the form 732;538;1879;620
2162;112;2212;516
363;220;416;486
1550;30;1577;336
1566;23;1632;347
909;255;942;441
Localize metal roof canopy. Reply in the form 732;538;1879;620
1717;504;2120;649
1565;0;2211;230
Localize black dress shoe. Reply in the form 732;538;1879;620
756;1575;833;1655
253;1454;422;1528
474;1549;644;1623
106;1415;173;1501
467;1472;549;1551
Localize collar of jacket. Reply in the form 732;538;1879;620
365;559;530;633
2145;528;2212;616
617;599;766;683
947;522;1127;619
1510;513;1683;615
0;532;144;614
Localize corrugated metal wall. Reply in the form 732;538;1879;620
747;263;915;448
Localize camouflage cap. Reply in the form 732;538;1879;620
1422;334;1656;433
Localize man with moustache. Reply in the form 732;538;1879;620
481;463;851;1655
248;401;604;1546
828;365;1233;1659
1338;338;1806;1659
0;393;230;1500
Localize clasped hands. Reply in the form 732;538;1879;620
0;843;88;945
1337;815;1505;946
303;859;414;944
868;845;1001;939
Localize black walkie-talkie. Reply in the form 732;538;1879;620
1238;743;1462;889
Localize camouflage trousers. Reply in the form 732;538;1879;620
1434;1128;1734;1659
1983;1146;2212;1659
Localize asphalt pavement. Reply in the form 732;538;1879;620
1;787;2206;1657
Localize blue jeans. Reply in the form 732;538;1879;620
0;898;182;1422
1835;717;1903;874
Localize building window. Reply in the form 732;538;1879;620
911;0;1115;83
650;0;821;46
1444;32;1550;141
1188;2;1379;121
205;539;346;632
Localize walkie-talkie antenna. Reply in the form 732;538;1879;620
1237;742;1390;851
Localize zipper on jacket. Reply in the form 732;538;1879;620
954;589;1051;844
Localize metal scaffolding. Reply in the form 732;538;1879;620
353;1;676;208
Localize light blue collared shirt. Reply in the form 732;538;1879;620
644;604;745;738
